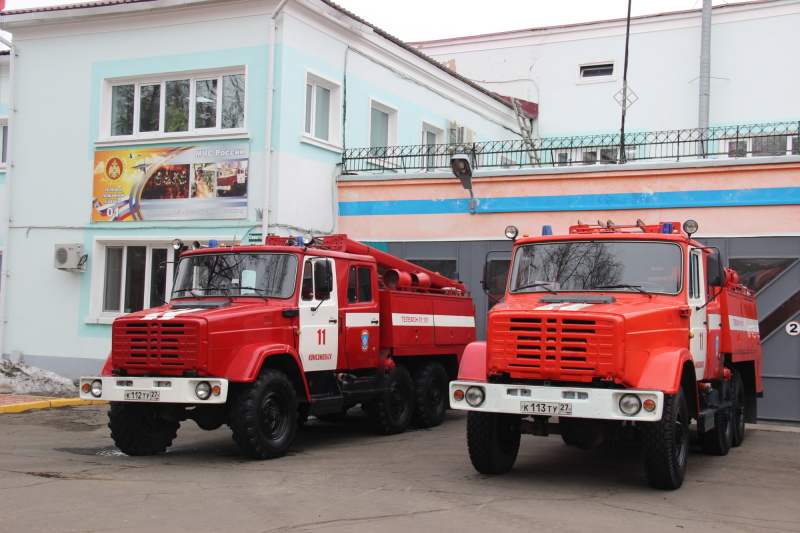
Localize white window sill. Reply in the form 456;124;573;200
84;313;123;325
95;130;250;147
300;134;343;154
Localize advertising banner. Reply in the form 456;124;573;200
92;143;248;222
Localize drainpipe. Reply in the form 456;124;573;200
0;34;14;359
263;0;291;237
698;0;712;157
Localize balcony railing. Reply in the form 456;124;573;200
341;121;800;174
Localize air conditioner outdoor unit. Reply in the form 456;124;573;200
54;243;86;272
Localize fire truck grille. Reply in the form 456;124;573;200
113;321;201;371
491;314;618;379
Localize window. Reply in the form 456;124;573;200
408;259;457;279
106;70;245;138
579;62;615;82
422;122;444;171
485;258;510;311
689;252;701;300
726;135;794;158
304;72;341;145
753;135;787;156
89;239;177;323
102;245;171;314
347;266;373;304
0;122;7;164
369;100;398;157
729;257;797;293
728;140;747;158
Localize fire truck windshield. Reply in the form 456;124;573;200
172;252;298;299
509;240;682;294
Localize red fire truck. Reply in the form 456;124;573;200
450;220;762;489
80;234;475;459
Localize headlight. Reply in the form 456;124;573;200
619;394;642;416
90;380;103;398
504;225;518;240
195;381;212;400
465;386;485;407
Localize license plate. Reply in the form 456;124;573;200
520;401;572;416
124;390;160;401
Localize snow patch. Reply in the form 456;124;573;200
0;360;77;396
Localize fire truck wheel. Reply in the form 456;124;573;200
466;412;521;475
411;361;448;428
364;365;413;435
700;383;733;456
731;371;746;447
229;369;298;459
641;387;689;490
108;402;180;456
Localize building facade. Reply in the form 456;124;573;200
339;0;800;423
0;0;523;377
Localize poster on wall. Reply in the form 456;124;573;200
92;143;249;222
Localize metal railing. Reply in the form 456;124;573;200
341;121;800;174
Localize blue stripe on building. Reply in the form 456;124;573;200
339;187;800;216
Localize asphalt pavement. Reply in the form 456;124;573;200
2;400;800;532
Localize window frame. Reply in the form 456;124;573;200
577;61;616;84
0;119;7;167
421;121;444;171
87;237;179;324
302;70;342;148
369;99;398;152
724;135;795;158
100;67;247;142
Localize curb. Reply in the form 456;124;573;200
0;396;108;414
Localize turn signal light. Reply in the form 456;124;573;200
453;389;465;401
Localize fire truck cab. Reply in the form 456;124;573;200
450;220;762;489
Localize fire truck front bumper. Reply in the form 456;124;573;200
450;381;664;421
79;376;229;404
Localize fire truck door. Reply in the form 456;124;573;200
343;264;380;369
688;248;708;381
298;258;339;371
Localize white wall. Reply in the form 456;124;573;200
416;0;800;136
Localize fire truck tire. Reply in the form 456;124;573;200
229;369;298;459
108;402;180;456
731;371;746;447
466;412;521;475
364;365;413;435
641;387;689;490
700;384;733;456
411;361;448;428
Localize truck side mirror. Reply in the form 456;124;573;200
707;252;723;287
314;260;333;298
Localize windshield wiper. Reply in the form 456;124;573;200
238;286;270;301
174;289;202;300
515;282;558;294
594;284;648;294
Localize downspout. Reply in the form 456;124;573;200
698;0;712;157
263;0;291;237
0;34;14;359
